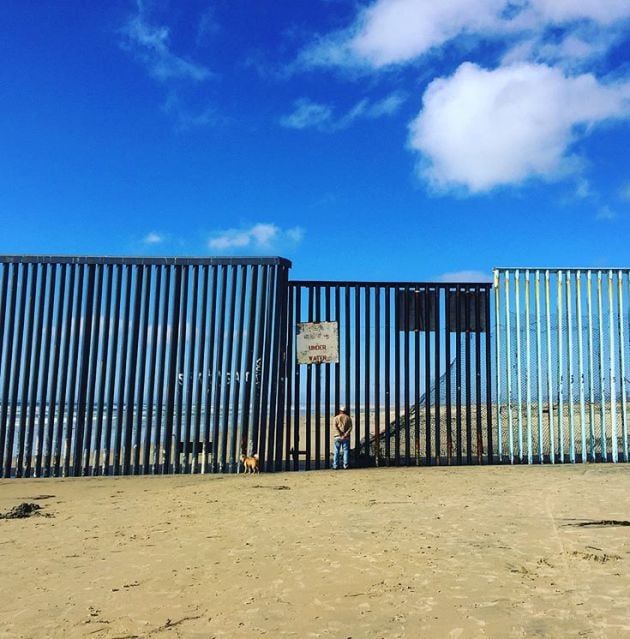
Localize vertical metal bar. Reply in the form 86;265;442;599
142;266;162;475
544;270;555;463
36;264;56;477
273;264;290;472
618;270;628;462
425;287;432;464
365;286;371;463
154;266;172;473
44;265;66;476
493;270;502;462
292;285;301;471
354;285;361;459
524;271;533;464
73;264;96;476
576;270;587;462
62;264;85;477
414;290;421;465
16;264;37;477
475;286;483;463
93;266;111;474
192;265;208;474
556;271;564;463
445;286;452;463
484;286;493;464
284;282;294;471
504;273;513;463
219;266;237;471
113;265;132;475
238;266;258;472
344;284;351;426
305;288;313;470
455;284;462;464
164;265;183;473
0;264;12;475
597;271;606;460
394;287;401;465
100;265;123;475
586;271;596;461
53;265;75;477
258;266;277;471
183;266;199;474
133;265;151;474
608;270;618;462
384;286;391;462
324;286;331;468
514;270;523;462
315;287;322;469
229;266;247;472
334;285;340;419
403;287;410;464
374;287;381;466
252;267;273;470
210;266;228;471
0;265;19;476
434;287;441;464
202;266;218;472
272;267;289;472
465;287;472;464
81;265;104;476
535;271;544;462
173;266;189;474
262;266;282;470
565;271;575;463
25;265;47;476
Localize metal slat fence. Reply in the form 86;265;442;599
0;256;290;477
494;268;630;463
284;281;493;469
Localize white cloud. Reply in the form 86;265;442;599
143;231;164;245
279;100;333;130
619;181;630;201
438;270;493;283
208;223;304;253
299;0;630;70
408;62;630;193
280;92;405;131
121;7;211;83
522;0;630;27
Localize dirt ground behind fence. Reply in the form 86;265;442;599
1;465;630;638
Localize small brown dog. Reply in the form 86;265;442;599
240;453;259;474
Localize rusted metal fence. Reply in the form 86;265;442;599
284;281;494;469
0;256;290;477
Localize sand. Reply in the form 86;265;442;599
1;465;630;638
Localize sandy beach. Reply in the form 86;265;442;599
1;464;630;638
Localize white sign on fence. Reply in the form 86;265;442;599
296;321;339;365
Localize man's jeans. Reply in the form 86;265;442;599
333;437;350;469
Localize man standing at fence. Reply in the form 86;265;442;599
332;406;353;470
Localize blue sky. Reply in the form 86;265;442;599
1;0;629;282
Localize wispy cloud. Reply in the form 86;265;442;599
619;181;630;201
280;92;406;131
438;270;492;283
596;205;617;221
280;100;334;130
142;231;165;245
120;4;212;83
208;223;304;253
